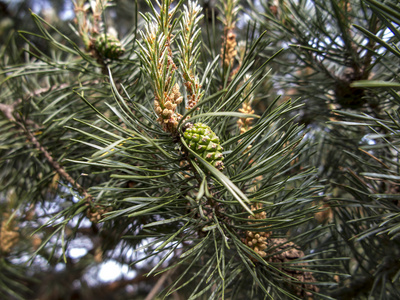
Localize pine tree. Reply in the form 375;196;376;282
0;0;399;299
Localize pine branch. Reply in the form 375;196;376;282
144;269;176;300
6;0;400;298
0;100;92;201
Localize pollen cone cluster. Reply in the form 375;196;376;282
154;83;184;132
267;238;320;298
0;213;20;253
183;123;224;170
237;102;255;134
95;33;125;59
241;204;319;297
184;77;201;110
221;29;237;68
242;203;270;259
86;204;112;223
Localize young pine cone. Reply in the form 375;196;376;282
183;123;224;171
95;33;125;59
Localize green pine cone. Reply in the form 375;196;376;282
95;33;125;59
183;123;224;171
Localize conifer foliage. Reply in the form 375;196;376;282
0;0;400;299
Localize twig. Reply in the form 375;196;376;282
359;148;390;169
25;125;91;200
144;269;174;300
0;83;69;121
167;275;182;300
0;100;92;201
0;99;21;121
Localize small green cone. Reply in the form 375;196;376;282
95;33;125;59
183;123;224;171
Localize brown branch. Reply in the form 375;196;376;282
0;83;70;121
144;269;175;300
0;96;92;201
167;276;183;300
25;128;91;200
0;99;21;121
